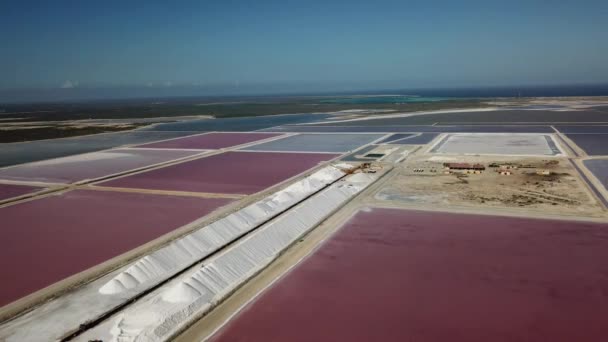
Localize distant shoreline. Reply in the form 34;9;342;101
1;95;607;144
2;83;608;104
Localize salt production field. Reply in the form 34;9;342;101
0;189;233;307
376;132;440;144
2;104;608;341
0;148;204;184
555;125;608;134
0;132;348;319
135;132;283;150
565;134;608;156
263;124;557;133
583;159;608;190
0;131;197;167
310;109;608;125
0;183;43;202
144;113;331;132
100;151;337;194
430;133;562;156
240;133;386;152
209;208;608;342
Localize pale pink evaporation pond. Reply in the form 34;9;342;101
212;208;608;342
100;151;338;195
0;183;42;201
136;132;283;150
0;148;202;184
0;189;233;307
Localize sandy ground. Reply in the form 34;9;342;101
372;147;606;218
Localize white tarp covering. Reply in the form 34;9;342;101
0;166;345;342
430;133;563;156
78;172;378;342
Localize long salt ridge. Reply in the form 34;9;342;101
99;165;346;294
79;172;378;342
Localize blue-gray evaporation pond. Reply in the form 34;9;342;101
262;125;555;134
146;113;331;132
240;133;386;153
557;126;608;134
566;134;608;156
377;133;440;145
0;131;195;168
583;159;608;191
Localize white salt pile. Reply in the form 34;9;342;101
99;166;345;295
80;172;379;342
0;166;345;342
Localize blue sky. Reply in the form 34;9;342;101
1;0;607;94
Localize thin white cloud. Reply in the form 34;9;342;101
61;80;79;89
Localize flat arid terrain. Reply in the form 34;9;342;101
376;153;604;218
